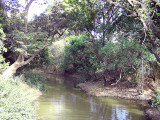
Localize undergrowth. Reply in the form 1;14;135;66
0;76;39;120
24;72;48;91
152;90;160;111
0;72;48;119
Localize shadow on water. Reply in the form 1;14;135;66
37;74;147;120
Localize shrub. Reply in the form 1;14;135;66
101;39;142;73
0;24;9;72
24;72;48;91
152;91;160;111
26;48;54;69
61;35;99;76
0;76;38;120
101;38;155;81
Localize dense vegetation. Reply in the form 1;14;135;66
0;0;160;118
0;76;38;120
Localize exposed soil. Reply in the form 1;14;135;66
145;107;160;120
78;80;154;100
77;80;160;120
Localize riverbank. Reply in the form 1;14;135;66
0;75;42;119
77;80;160;120
35;68;154;100
31;68;160;120
78;80;154;100
145;107;160;120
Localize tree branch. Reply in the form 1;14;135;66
24;43;49;65
103;0;137;15
150;49;160;63
23;29;64;65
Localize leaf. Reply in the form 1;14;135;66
156;3;160;6
156;13;160;16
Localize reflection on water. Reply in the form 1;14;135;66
37;74;147;120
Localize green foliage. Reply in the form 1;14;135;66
101;39;142;73
152;91;160;111
0;76;38;120
24;72;48;91
9;30;48;55
64;0;100;33
0;24;9;72
156;3;160;6
61;35;87;70
30;48;53;69
27;32;48;53
0;24;6;40
156;12;160;16
61;35;98;76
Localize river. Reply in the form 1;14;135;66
37;74;147;120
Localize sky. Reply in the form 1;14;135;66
18;0;48;21
18;0;63;21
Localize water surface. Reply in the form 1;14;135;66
37;74;147;120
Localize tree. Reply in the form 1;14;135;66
24;0;35;33
103;0;160;63
61;35;99;81
0;22;9;73
2;1;68;78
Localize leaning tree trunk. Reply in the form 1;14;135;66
2;42;52;78
2;54;25;78
2;31;60;79
2;0;35;78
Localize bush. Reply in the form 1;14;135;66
0;24;9;72
24;72;48;91
101;39;142;72
152;91;160;111
101;38;156;81
0;76;38;120
61;35;99;76
34;48;53;66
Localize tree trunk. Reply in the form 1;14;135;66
2;62;23;78
2;33;58;79
24;0;34;33
104;0;160;63
103;75;107;86
2;53;25;78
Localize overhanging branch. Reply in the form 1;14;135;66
103;0;137;15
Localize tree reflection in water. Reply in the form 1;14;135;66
37;74;147;120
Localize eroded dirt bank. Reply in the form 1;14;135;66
78;81;154;100
77;81;160;120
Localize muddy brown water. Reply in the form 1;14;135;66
37;74;147;120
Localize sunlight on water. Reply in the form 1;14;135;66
37;74;147;120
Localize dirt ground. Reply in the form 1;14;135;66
145;107;160;120
78;80;155;100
